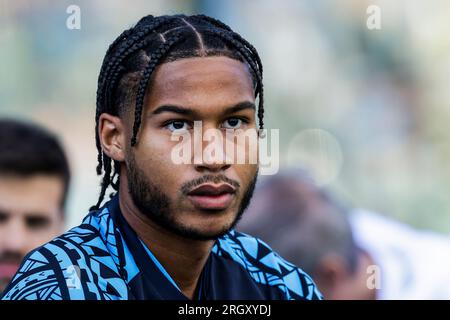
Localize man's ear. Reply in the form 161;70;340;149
98;113;126;162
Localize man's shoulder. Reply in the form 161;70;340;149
1;210;128;300
1;246;66;300
213;230;323;300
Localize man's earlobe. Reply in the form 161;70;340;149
98;113;126;162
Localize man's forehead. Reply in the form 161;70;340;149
0;175;64;215
145;56;255;111
155;55;252;81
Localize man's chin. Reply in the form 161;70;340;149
175;227;232;241
173;215;240;241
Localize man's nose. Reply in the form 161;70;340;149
193;125;232;173
195;161;231;173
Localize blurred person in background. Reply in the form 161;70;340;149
238;170;450;299
349;208;450;299
0;119;70;294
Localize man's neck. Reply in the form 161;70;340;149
118;180;214;300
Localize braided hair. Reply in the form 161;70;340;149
92;14;264;210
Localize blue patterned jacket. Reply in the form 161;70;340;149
1;194;322;300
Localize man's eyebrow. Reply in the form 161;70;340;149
24;212;50;219
152;105;196;116
223;101;256;115
152;104;196;115
151;101;256;117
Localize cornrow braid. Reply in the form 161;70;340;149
96;16;171;137
93;16;176;209
205;28;264;129
192;15;264;127
101;17;173;114
92;14;264;210
131;31;184;146
193;15;263;76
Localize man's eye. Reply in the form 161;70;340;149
165;120;190;132
222;118;243;129
0;211;9;224
25;216;51;230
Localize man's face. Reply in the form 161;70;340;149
124;56;259;240
0;175;64;292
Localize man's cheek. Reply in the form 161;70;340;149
144;158;179;190
237;163;257;180
139;142;181;169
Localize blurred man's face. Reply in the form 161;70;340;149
0;174;64;292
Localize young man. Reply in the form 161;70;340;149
2;14;322;300
0;119;69;294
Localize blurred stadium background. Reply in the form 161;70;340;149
1;0;450;234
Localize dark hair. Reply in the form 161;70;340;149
0;119;71;209
92;14;264;209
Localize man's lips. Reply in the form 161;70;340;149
187;183;236;210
